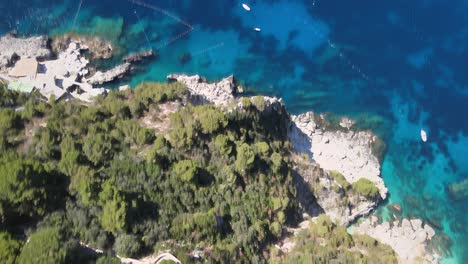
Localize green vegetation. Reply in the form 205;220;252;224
0;83;298;262
329;170;351;190
272;214;398;264
352;178;380;199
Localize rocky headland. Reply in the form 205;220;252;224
166;74;439;263
352;218;439;264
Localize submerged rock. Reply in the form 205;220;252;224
0;34;51;70
446;178;468;201
123;49;154;63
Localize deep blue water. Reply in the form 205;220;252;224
1;0;467;262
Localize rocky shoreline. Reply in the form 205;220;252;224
0;32;440;261
0;34;151;102
352;218;439;263
166;74;439;263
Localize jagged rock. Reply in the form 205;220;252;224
0;34;51;70
123;49;153;63
292;158;378;226
52;34;113;59
87;63;131;85
353;218;439;264
289;112;388;199
339;117;356;129
167;74;238;106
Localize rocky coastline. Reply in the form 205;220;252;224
0;34;150;102
352;218;439;263
0;31;440;261
166;74;439;263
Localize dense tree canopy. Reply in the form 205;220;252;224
0;82;393;263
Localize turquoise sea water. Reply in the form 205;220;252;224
1;0;467;262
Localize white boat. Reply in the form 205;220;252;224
420;129;428;142
242;3;251;11
254;27;261;32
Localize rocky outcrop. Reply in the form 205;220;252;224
124;50;154;63
352;218;439;264
167;74;239;106
292;156;379;225
87;62;131;85
52;34;113;59
0;34;51;70
167;75;388;225
289;112;387;199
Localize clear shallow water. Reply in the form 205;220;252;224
1;0;467;262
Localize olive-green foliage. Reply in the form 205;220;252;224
235;143;255;173
173;160;197;182
133;82;187;106
114;233;142;258
278;214;397;264
0;232;22;264
252;96;266;111
0;156;49;222
96;256;121;264
17;227;68;264
329;170;351;190
214;134;232;156
352;178;380;199
193;105;228;134
0;81;299;263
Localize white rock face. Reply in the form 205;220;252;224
167;74;237;106
353;218;438;264
0;34;51;70
289;112;387;199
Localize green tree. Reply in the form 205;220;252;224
235;143;255;173
214;135;232;156
0;232;22;264
194;106;228;134
173;160;197;182
0;157;48;222
96;255;121;264
17;227;68;264
352;178;380;199
114;233;142;258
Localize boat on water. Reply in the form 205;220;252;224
420;129;428;142
242;3;251;11
254;27;261;32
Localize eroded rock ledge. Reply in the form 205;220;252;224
352;218;439;264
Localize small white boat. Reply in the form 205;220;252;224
254;27;261;32
420;129;428;142
242;3;251;11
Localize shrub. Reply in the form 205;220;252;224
17;227;68;264
173;160;197;182
329;171;350;190
0;232;22;264
114;233;142;258
352;178;380;199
